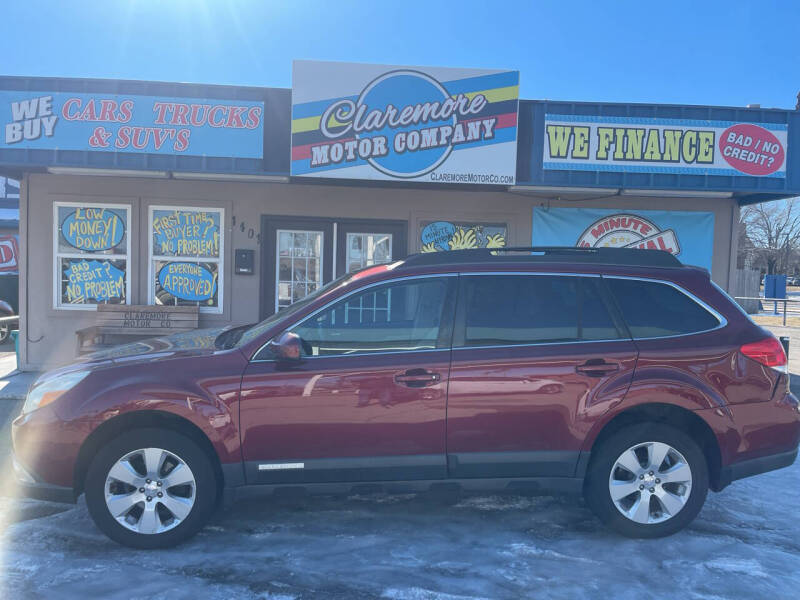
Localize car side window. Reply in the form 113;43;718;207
580;277;624;341
457;275;621;347
290;277;451;356
605;278;720;338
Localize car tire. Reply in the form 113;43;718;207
85;427;217;549
0;323;9;343
584;423;708;538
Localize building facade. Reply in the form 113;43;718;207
1;61;799;370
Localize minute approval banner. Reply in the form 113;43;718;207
532;207;715;270
543;115;787;178
291;60;519;184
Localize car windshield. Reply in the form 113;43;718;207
233;271;357;348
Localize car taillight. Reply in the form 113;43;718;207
740;337;787;368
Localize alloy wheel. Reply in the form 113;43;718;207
608;441;693;525
104;447;196;534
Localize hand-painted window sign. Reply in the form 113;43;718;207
63;259;126;303
61;208;125;252
292;60;519;184
543;115;787;178
152;209;220;258
158;262;217;302
1;91;263;158
420;221;507;252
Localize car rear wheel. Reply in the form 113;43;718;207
85;428;217;548
585;423;709;538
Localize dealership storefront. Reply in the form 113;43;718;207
1;61;799;370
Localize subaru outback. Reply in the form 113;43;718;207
12;247;800;548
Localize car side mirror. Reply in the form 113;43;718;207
268;331;303;361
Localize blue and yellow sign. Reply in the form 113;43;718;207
157;262;217;302
63;259;126;303
61;208;125;252
152;209;220;258
420;221;506;252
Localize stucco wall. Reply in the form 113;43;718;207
19;173;738;370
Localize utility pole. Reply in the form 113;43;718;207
785;233;791;276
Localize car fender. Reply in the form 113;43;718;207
56;351;247;466
579;364;733;453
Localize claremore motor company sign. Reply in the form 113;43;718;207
291;60;519;184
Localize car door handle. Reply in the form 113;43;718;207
575;360;620;377
394;369;441;388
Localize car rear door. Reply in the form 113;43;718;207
445;273;638;479
239;274;457;485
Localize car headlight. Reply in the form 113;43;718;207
22;370;90;414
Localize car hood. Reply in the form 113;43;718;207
30;328;233;386
29;327;251;397
85;327;227;361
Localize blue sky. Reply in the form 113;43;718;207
2;0;799;109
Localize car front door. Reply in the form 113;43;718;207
239;274;457;484
446;273;638;479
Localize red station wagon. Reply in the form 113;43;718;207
11;247;800;548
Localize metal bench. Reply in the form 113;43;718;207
75;304;200;354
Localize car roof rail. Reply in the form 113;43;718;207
397;246;683;269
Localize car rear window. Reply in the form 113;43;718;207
605;277;721;338
458;275;621;347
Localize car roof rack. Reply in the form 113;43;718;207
397;246;683;269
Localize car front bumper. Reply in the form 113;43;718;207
11;455;76;504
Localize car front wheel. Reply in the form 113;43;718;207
585;423;709;538
85;427;217;548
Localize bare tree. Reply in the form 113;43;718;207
740;199;800;274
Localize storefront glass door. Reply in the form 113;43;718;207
335;220;407;279
345;232;393;273
261;217;407;319
276;230;323;312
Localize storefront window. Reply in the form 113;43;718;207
419;221;507;252
346;232;392;272
276;229;323;311
54;202;130;309
149;206;224;313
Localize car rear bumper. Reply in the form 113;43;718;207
717;446;798;490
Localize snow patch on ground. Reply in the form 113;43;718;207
703;558;769;578
454;495;548;511
382;588;490;600
503;542;599;564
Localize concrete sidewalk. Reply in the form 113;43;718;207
0;353;40;491
0;350;39;400
0;351;38;428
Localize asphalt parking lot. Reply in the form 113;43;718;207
0;459;798;600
